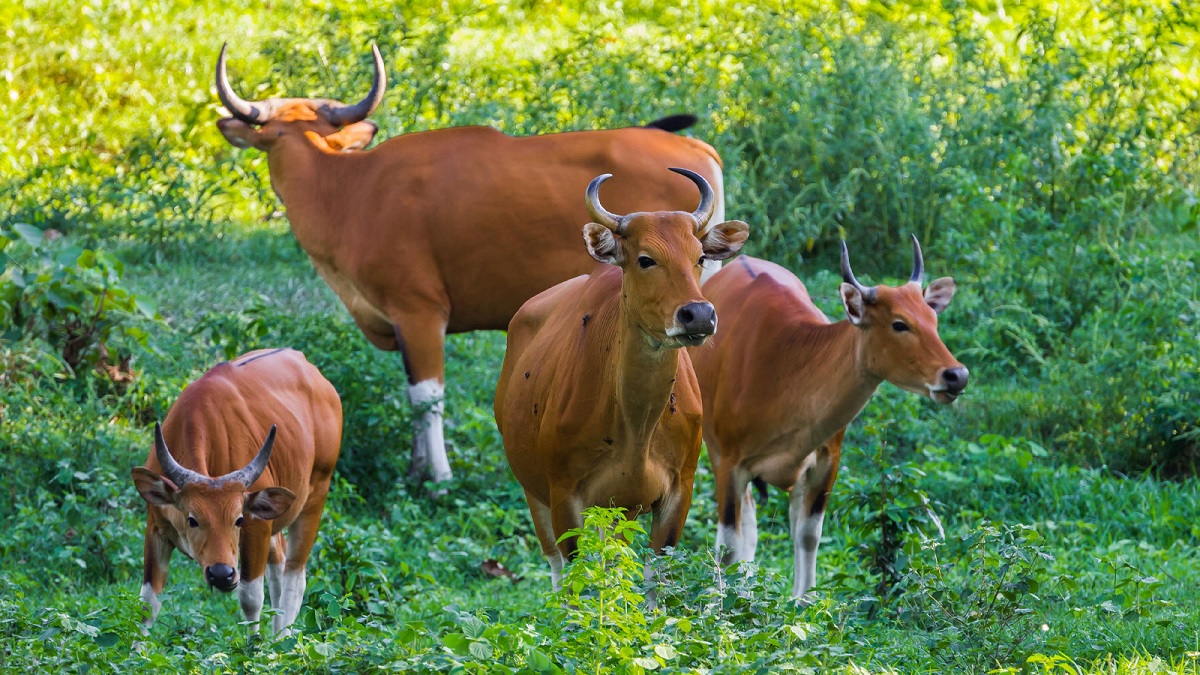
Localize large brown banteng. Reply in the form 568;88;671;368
132;348;342;634
690;237;968;599
495;169;749;590
215;44;725;487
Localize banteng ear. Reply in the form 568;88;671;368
924;277;957;314
216;118;267;151
245;487;296;521
131;467;180;507
325;120;379;152
700;220;750;261
840;283;869;326
583;222;625;266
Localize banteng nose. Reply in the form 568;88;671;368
676;302;717;336
205;563;237;592
940;366;969;393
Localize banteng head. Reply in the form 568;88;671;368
215;43;385;153
131;424;296;592
839;236;968;403
583;168;749;348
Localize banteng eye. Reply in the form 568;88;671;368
187;516;199;528
235;516;245;528
697;255;707;266
637;256;657;269
892;320;910;333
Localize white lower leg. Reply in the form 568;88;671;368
740;486;759;562
789;489;826;600
715;522;742;564
272;568;307;634
139;583;162;633
643;561;658;611
239;576;265;626
548;551;566;590
266;561;283;609
716;469;752;565
409;379;450;482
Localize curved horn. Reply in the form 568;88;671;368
326;43;387;127
219;425;278;488
154;422;207;488
909;233;924;284
585;173;626;234
669;167;716;233
216;43;273;125
840;241;878;303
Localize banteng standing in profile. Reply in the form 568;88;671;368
691;237;969;599
215;43;727;488
132;348;342;634
495;169;749;588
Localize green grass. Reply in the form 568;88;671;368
3;0;1200;672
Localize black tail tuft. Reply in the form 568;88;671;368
751;477;769;504
644;113;699;133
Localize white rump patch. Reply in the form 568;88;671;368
701;160;727;286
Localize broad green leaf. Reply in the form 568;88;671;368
12;223;43;247
527;648;553;672
469;640;494;660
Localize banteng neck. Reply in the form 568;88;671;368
612;291;683;449
783;319;884;443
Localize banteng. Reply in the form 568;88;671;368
132;349;342;633
691;237;968;599
495;169;749;588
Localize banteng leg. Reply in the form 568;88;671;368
238;523;274;629
714;452;753;564
549;494;584;566
393;314;451;485
789;431;844;601
526;492;566;590
266;533;285;611
139;526;174;633
649;486;692;554
273;488;330;634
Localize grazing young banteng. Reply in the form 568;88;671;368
215;43;727;488
132;348;342;634
495;169;749;589
691;237;968;599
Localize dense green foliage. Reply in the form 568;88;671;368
2;0;1198;672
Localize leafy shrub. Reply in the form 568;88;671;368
898;523;1061;667
0;223;159;377
831;416;947;611
552;506;657;673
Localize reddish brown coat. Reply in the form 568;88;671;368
133;348;341;632
691;248;966;598
494;172;748;587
